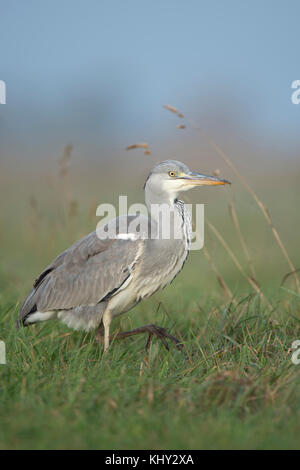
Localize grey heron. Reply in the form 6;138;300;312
18;160;230;352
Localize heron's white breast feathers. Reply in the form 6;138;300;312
116;233;138;241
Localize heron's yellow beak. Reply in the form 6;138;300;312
180;171;231;186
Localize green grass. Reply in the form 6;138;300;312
0;289;299;450
0;171;299;449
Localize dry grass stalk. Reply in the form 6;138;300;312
183;193;233;303
202;246;234;301
207;220;272;308
59;145;73;203
68;200;79;219
228;201;257;279
125;143;149;151
59;144;72;177
156;301;193;364
29;196;40;233
280;268;300;287
88;200;99;221
58;145;78;230
163;104;178;114
203;132;300;293
107;398;118;410
181;345;239;376
163;104;184;119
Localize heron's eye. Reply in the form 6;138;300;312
168;171;176;177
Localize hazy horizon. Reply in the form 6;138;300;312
1;0;300;174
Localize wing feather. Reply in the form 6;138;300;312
19;230;142;325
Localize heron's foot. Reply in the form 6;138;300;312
113;324;183;352
95;324;183;352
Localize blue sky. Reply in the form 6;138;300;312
1;0;300;165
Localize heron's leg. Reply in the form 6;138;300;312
102;310;112;353
95;324;104;344
112;324;183;352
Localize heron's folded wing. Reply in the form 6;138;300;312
19;231;143;321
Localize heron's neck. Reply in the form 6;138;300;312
145;187;178;214
145;187;191;246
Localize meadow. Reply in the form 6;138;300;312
0;138;299;450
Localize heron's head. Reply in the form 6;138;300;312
145;160;230;202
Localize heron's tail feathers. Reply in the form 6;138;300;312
16;289;38;329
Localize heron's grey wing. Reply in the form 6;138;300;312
19;230;143;324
